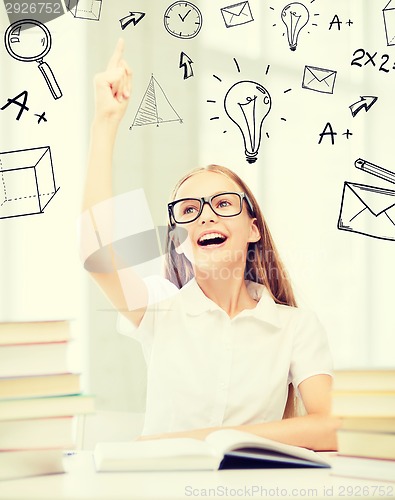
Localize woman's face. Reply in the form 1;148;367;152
172;171;260;276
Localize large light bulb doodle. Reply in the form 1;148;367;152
281;2;309;51
224;80;272;164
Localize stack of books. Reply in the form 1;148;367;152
0;320;95;481
331;369;395;482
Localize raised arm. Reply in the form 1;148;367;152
83;38;131;209
82;39;148;327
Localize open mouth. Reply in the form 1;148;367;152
197;232;227;247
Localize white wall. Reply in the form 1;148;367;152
1;0;394;413
0;6;89;375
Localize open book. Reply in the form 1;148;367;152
94;429;330;471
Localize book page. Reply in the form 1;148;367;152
205;429;329;466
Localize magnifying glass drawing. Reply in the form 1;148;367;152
4;19;63;100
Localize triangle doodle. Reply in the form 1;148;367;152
131;75;183;128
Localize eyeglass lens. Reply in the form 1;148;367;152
172;193;243;223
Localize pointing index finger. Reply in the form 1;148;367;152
106;38;125;70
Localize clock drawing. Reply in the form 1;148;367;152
164;1;203;39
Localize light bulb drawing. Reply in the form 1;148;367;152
208;59;289;165
281;2;309;51
224;80;272;164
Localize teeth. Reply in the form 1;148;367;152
198;232;226;243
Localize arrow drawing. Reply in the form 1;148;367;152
119;11;145;30
349;96;378;118
179;52;194;79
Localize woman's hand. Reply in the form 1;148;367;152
93;38;132;124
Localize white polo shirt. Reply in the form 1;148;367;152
118;276;333;436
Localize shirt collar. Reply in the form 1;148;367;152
181;278;283;329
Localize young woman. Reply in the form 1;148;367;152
83;39;340;451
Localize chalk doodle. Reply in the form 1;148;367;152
338;159;395;242
207;59;290;163
179;52;194;80
270;2;318;50
349;96;378;118
0;146;59;220
130;75;183;128
4;19;62;100
220;1;254;28
383;0;395;46
208;58;241;133
1;90;30;121
302;65;337;94
0;90;47;124
351;48;395;74
34;111;48;124
328;15;354;30
224;81;272;164
66;0;102;21
119;12;145;30
164;1;203;39
318;123;354;145
281;2;309;51
342;129;353;140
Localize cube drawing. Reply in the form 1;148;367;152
67;0;103;21
0;146;59;220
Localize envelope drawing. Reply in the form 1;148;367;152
337;182;395;241
221;1;254;28
302;66;337;94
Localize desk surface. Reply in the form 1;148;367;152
0;452;394;500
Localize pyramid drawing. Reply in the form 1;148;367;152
131;75;182;127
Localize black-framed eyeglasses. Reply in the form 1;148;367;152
168;191;254;225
